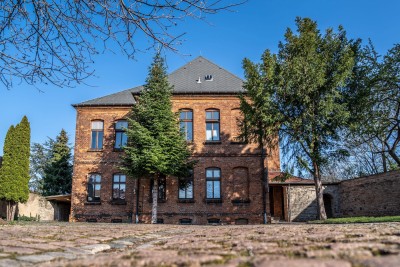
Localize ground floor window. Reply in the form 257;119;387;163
179;170;194;199
87;174;101;202
206;168;221;199
150;175;166;201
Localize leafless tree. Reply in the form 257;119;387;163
0;0;243;89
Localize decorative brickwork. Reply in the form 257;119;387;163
70;95;281;224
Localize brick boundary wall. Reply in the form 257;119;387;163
339;170;400;217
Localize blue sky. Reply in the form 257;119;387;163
1;0;400;155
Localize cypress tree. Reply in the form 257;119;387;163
121;54;195;223
42;129;73;196
0;116;31;220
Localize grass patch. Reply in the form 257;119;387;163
309;216;400;224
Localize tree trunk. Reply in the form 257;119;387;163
313;162;327;220
6;200;17;221
151;176;158;224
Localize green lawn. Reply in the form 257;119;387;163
310;216;400;224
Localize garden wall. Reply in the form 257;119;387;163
339;170;400;217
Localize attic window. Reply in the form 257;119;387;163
205;75;213;81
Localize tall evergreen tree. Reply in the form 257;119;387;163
0;116;31;221
121;54;195;224
239;51;280;223
240;18;355;220
276;18;355;220
42;129;73;196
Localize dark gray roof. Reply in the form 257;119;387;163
73;56;243;107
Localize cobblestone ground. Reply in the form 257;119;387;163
0;222;399;267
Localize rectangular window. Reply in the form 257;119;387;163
179;170;194;199
150;176;166;201
87;174;101;202
91;121;104;149
113;174;126;200
114;120;128;149
206;110;220;141
206;168;221;199
179;110;193;141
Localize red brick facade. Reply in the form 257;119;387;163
70;95;281;224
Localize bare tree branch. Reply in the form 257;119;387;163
0;0;245;89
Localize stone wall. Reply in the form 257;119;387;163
17;193;55;220
0;193;55;220
287;185;340;222
339;170;400;217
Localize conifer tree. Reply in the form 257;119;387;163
42;129;73;196
240;18;355;220
0;116;31;221
239;51;280;223
121;54;195;223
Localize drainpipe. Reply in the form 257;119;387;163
261;144;270;224
288;183;291;222
135;178;140;223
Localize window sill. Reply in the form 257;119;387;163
231;199;251;205
230;141;247;145
178;199;195;203
149;199;166;203
87;149;103;152
110;199;127;205
85;201;101;205
204;141;222;145
204;199;223;204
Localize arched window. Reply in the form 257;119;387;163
114;120;128;149
205;109;220;141
179;169;193;199
112;174;126;200
179;109;193;141
91;120;104;149
87;173;101;202
206;168;221;199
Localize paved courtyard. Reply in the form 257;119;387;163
0;222;399;266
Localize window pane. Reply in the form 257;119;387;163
186;122;193;141
120;184;126;199
206;123;212;140
186;180;193;198
214;181;221;198
113;175;119;182
94;185;101;197
213;169;221;178
120;175;126;182
206;111;212;120
206;169;213;178
115;132;122;148
122;133;128;147
98;131;103;149
115;120;128;130
92;121;103;130
179;188;185;198
187;111;193;120
212;111;219;120
213;123;220;140
206;181;213;198
95;175;101;182
180;112;186;120
180;121;185;132
91;132;97;149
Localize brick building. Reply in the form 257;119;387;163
70;56;284;224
